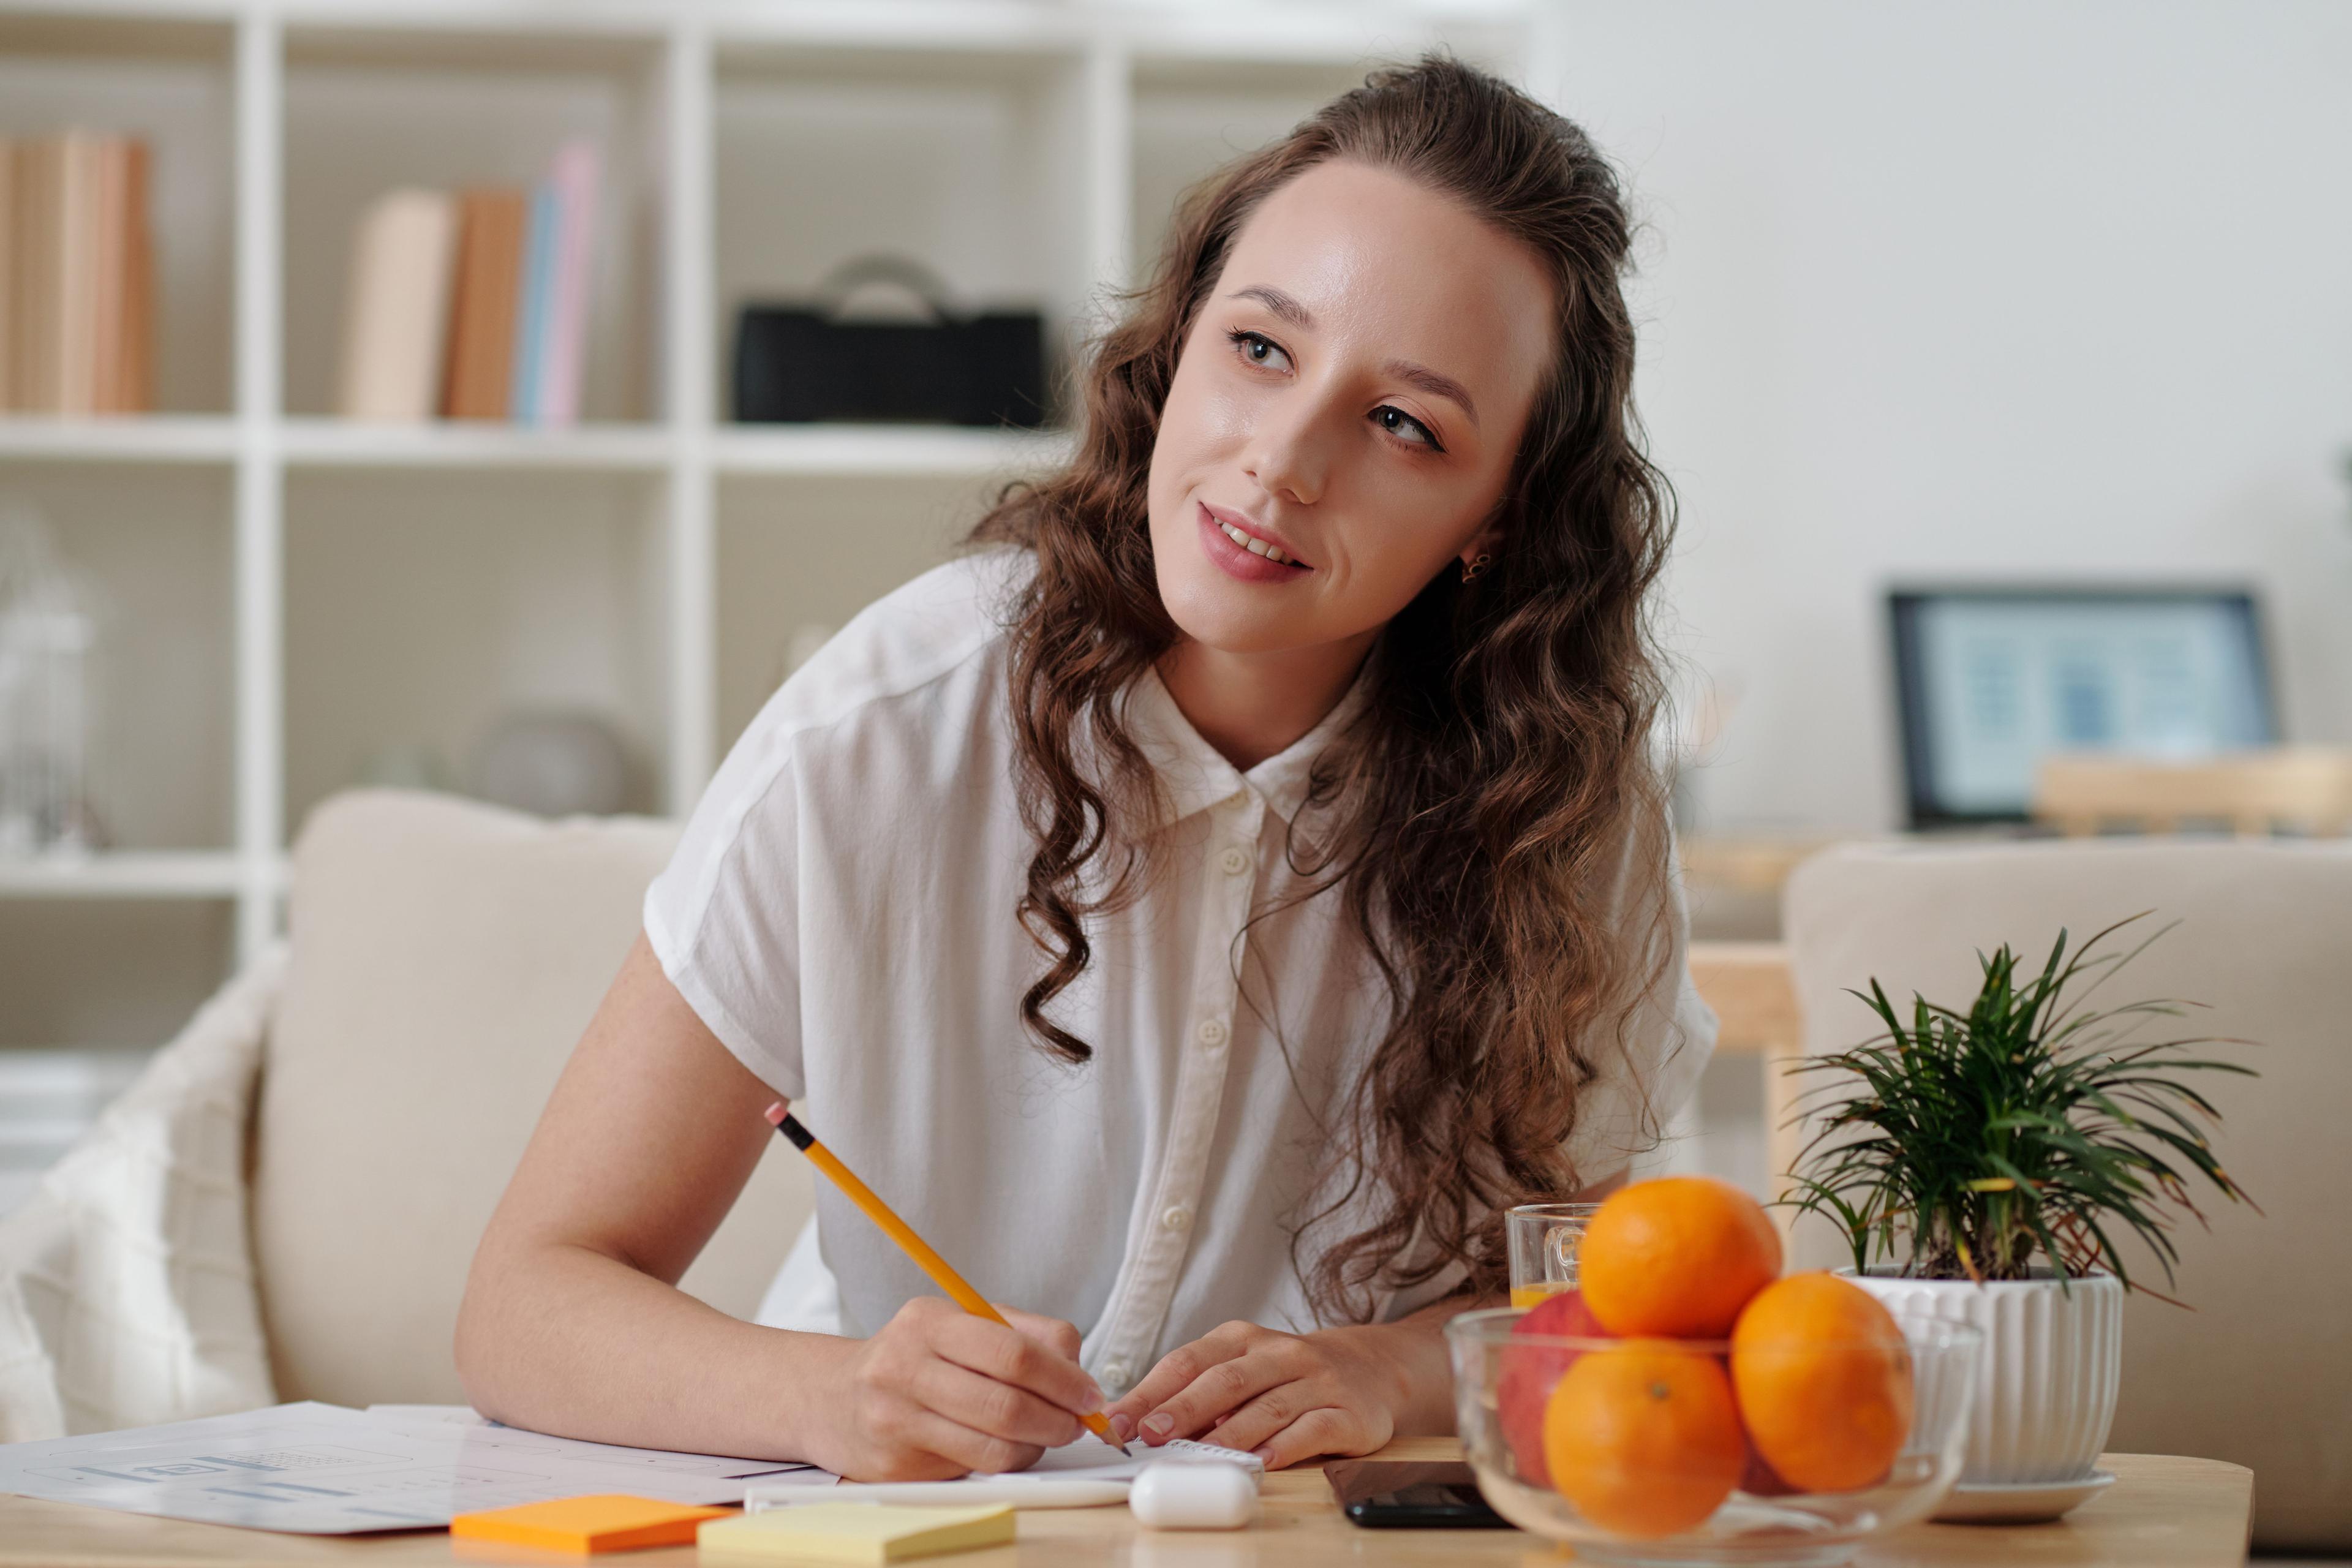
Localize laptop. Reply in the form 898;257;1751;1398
1887;586;2275;827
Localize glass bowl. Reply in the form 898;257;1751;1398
1446;1306;1982;1567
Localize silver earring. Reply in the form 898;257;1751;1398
1461;552;1493;583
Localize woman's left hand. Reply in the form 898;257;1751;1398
1102;1320;1411;1469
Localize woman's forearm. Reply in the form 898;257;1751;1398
456;1232;850;1463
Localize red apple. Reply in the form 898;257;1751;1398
1739;1446;1801;1497
1713;1343;1800;1496
1496;1289;1610;1489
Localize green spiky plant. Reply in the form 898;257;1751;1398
1785;914;2257;1300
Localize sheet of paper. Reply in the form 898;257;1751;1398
981;1433;1262;1482
363;1403;483;1425
0;1402;817;1535
361;1404;827;1485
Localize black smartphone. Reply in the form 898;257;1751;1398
1323;1458;1513;1529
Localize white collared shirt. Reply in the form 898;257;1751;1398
645;551;1714;1398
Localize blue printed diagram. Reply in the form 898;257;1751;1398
0;1402;813;1534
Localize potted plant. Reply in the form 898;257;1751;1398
1785;916;2255;1519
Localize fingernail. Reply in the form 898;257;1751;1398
1142;1412;1174;1440
1107;1412;1134;1442
1253;1446;1273;1463
1083;1380;1106;1408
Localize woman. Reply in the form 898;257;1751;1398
456;56;1713;1481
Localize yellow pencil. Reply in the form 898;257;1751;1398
764;1101;1129;1455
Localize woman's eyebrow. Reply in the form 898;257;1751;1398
1227;285;1313;329
1384;360;1479;429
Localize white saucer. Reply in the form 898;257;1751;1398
1932;1469;2116;1523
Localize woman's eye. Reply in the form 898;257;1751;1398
1227;329;1291;372
1374;405;1442;451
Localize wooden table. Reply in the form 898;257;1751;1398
0;1440;2252;1568
1684;940;1811;1210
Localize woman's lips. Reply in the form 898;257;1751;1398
1196;502;1310;585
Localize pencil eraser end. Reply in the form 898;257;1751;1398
764;1101;788;1126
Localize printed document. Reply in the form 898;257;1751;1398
0;1402;820;1534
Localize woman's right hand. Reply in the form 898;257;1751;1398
808;1297;1101;1480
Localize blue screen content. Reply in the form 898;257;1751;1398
1913;598;2269;817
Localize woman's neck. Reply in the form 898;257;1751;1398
1157;632;1376;772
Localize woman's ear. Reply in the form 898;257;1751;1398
1458;524;1504;581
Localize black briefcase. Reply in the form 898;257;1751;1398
731;256;1050;428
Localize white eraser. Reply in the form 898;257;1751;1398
1128;1461;1259;1530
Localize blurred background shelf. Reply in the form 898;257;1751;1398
277;419;674;470
709;425;1070;478
0;851;244;898
0;1044;154;1216
282;466;671;832
0;417;242;462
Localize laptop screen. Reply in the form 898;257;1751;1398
1888;587;2275;826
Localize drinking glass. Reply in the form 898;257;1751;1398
1507;1202;1600;1308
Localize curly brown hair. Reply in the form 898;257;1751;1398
967;55;1683;1319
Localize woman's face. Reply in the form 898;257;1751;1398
1147;159;1556;660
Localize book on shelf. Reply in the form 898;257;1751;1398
508;179;559;424
7;139;56;412
336;141;598;428
55;134;94;414
535;140;599;428
0;139;13;411
122;141;154;413
442;186;527;421
337;189;458;421
0;132;154;417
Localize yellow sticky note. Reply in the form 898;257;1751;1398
696;1502;1014;1564
452;1494;734;1553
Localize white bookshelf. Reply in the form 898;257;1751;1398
0;850;246;897
0;0;1532;1056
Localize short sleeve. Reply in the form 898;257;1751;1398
644;718;807;1102
1561;827;1719;1182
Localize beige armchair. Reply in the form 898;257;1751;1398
255;789;815;1407
0;790;812;1438
1784;838;2352;1553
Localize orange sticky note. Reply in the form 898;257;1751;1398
451;1494;734;1553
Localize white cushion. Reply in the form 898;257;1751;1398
252;790;812;1408
0;954;282;1440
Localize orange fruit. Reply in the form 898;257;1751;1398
1578;1177;1783;1338
1730;1273;1914;1493
1541;1339;1745;1539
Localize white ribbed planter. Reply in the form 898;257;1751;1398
1845;1268;2122;1490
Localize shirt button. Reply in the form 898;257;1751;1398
1217;846;1252;876
1194;1018;1229;1049
1161;1205;1192;1232
1102;1361;1129;1393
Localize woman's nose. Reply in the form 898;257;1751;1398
1240;395;1336;509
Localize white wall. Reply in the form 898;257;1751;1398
1539;1;2352;832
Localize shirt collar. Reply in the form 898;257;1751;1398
1124;660;1374;832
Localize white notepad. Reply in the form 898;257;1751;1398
742;1432;1263;1514
990;1432;1263;1481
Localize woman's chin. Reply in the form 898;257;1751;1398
1159;579;1325;658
